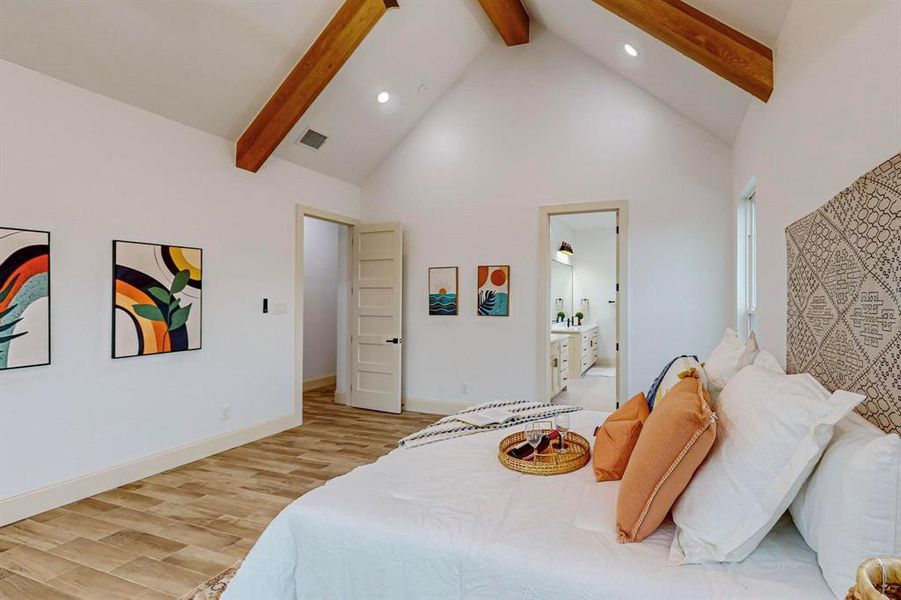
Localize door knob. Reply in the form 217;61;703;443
385;338;402;344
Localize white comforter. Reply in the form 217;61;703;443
223;410;832;599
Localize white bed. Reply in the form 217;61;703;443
223;410;833;599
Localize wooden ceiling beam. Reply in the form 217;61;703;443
236;0;397;173
593;0;773;102
477;0;530;47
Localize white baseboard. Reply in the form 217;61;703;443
334;390;348;405
403;397;469;416
303;375;336;391
0;412;299;526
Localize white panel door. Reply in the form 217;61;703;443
350;222;402;413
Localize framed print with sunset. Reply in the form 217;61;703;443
113;240;202;358
477;265;509;316
0;227;50;370
429;267;458;315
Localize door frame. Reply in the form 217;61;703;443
295;205;360;424
537;200;629;408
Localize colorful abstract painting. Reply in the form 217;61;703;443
429;267;458;315
477;265;509;316
0;228;50;370
113;240;202;358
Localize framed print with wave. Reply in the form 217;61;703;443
429;267;458;316
113;240;202;358
0;227;50;370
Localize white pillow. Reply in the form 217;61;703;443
752;349;784;373
670;365;863;565
704;329;758;400
790;412;901;598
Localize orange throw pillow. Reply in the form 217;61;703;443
593;392;650;482
616;376;716;543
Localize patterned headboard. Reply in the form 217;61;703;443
786;152;901;435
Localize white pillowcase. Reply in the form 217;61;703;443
790;412;901;598
704;329;758;400
670;365;863;565
752;349;784;373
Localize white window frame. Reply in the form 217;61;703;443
737;179;758;338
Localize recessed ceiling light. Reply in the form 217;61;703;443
624;43;638;57
377;91;390;104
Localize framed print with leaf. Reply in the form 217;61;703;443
112;240;202;358
0;227;50;370
477;265;509;316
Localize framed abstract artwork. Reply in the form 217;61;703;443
477;265;509;316
113;240;202;358
429;267;458;315
0;227;50;370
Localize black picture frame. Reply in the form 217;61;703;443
112;239;203;359
0;226;51;371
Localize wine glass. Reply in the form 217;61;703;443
525;423;543;461
555;413;570;453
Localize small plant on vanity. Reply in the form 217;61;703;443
556;311;566;323
575;312;584;325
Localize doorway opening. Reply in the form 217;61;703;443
302;215;351;406
538;202;628;411
294;206;405;420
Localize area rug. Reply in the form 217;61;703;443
586;366;616;378
178;561;242;600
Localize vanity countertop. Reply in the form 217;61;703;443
550;333;571;344
551;322;598;334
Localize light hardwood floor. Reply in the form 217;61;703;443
0;388;435;599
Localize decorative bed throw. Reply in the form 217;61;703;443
398;400;581;449
646;355;706;409
786;152;901;435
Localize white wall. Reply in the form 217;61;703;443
571;226;617;365
302;217;339;381
0;60;360;503
733;0;901;363
361;31;734;407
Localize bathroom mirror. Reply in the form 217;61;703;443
550;259;573;319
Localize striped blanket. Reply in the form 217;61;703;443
398;399;582;449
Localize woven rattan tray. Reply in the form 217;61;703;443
498;428;591;475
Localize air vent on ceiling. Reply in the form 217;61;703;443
296;128;327;150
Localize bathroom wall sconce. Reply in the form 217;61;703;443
558;241;574;255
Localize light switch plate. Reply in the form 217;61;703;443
272;302;288;315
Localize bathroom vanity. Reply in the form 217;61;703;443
551;322;599;379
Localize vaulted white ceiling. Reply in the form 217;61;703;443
0;0;791;184
528;0;789;144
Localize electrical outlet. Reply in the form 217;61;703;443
461;383;469;395
221;405;232;421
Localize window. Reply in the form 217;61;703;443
738;182;758;337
